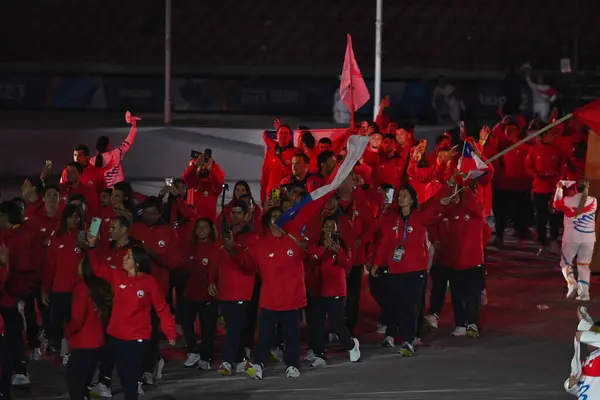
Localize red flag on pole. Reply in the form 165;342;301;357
340;34;370;114
574;99;600;134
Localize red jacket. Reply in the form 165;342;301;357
338;189;377;265
24;197;44;222
64;280;104;349
0;225;44;298
372;151;407;189
373;191;447;273
438;188;487;269
492;140;532;191
210;228;256;302
88;249;177;341
241;231;306;311
43;230;85;294
60;182;100;216
306;173;327;192
182;163;225;222
164;196;198;231
61;164;104;196
525;143;565;194
182;240;220;302
96;207;118;252
27;206;61;245
307;245;352;298
130;222;184;296
260;143;297;203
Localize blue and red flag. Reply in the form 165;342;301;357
275;135;369;234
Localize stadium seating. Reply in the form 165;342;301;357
0;0;596;71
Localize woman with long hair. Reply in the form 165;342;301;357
372;183;450;356
305;216;360;367
180;218;220;370
90;111;140;188
64;256;112;400
42;204;86;361
86;239;176;400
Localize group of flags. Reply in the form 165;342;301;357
272;33;600;233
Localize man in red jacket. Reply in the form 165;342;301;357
280;153;311;189
131;197;184;385
182;154;225;222
525;130;564;253
492;122;533;248
372;134;407;189
60;145;104;196
60;162;100;216
242;207;306;380
212;200;258;376
307;151;337;192
260;125;297;204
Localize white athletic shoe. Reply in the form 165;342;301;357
424;314;439;329
89;382;113;398
304;349;317;363
183;353;200;367
349;338;360;362
285;366;301;378
451;326;467;337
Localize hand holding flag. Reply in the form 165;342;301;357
125;110;142;124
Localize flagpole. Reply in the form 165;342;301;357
164;0;172;125
444;113;574;201
373;0;383;120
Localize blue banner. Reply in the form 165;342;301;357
0;73;533;120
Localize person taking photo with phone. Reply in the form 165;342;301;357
182;150;225;222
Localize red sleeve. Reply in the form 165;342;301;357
354;190;377;243
182;164;200;189
42;241;57;294
209;163;225;196
552;188;566;212
419;187;451;225
64;283;88;338
524;147;537;177
148;276;177;341
331;131;352;154
87;248;114;283
174;197;198;221
334;248;352;271
373;216;391;267
208;248;222;284
375;111;390;132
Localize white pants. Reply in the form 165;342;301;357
560;241;595;294
533;102;550;122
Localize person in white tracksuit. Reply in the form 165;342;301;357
553;179;597;301
566;307;600;398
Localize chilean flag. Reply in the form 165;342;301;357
275;135;370;234
459;141;488;180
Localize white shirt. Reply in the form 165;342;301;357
554;189;597;243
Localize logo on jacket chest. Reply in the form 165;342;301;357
287;249;294;256
158;240;166;247
137;290;145;298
